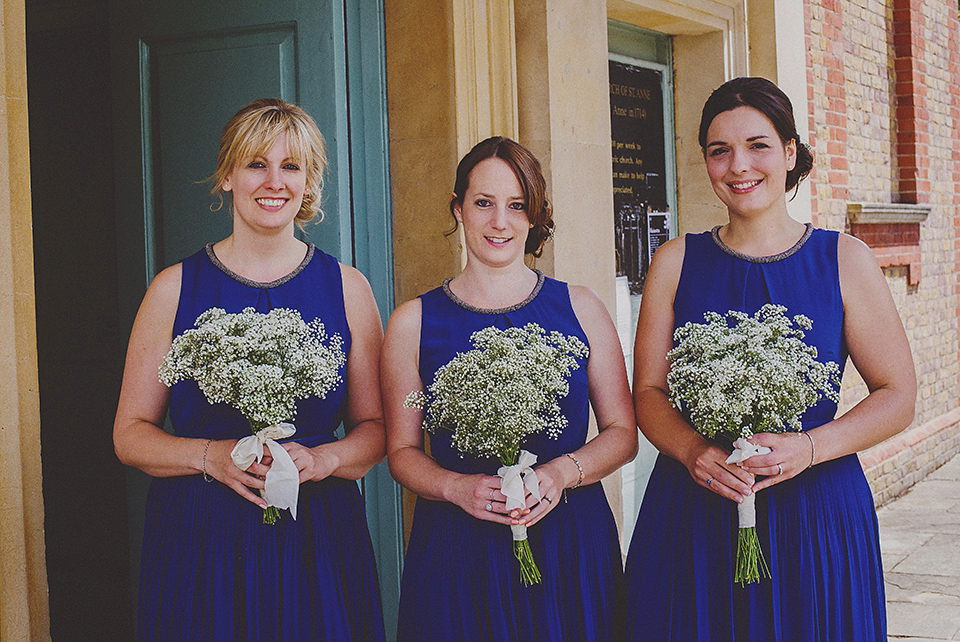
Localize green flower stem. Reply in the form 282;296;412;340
734;526;770;585
249;419;282;526
500;448;542;586
262;506;281;524
514;540;542;586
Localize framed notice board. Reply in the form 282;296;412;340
608;23;676;295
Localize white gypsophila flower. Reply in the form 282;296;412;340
403;323;588;464
159;307;346;431
667;304;840;441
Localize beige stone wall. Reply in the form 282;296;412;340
0;0;50;638
516;0;626;529
805;0;960;438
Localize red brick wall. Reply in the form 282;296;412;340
893;0;931;202
950;2;960;410
804;0;960;498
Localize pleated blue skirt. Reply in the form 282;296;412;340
138;475;385;641
625;453;886;641
398;483;624;641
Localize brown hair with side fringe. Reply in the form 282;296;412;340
449;136;554;257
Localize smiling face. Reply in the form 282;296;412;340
704;106;797;220
454;157;531;269
222;131;306;235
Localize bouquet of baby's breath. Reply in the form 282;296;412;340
405;323;588;586
160;307;345;523
667;303;840;584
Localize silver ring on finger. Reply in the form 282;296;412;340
485;503;493;512
489;489;495;500
777;463;783;476
706;478;713;486
543;495;552;504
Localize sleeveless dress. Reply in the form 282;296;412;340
396;273;624;641
624;226;886;641
137;244;385;642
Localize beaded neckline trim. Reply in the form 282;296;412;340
441;270;545;315
205;242;315;289
711;223;813;263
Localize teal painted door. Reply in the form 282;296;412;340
110;0;401;633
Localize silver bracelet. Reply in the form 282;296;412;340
803;431;816;469
201;439;214;482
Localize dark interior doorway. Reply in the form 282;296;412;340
26;1;133;638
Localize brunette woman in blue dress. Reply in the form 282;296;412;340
624;77;916;641
382;137;638;640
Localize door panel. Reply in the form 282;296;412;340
111;3;347;292
148;27;298;269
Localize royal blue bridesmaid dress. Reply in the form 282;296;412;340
397;273;624;641
137;244;385;641
625;225;887;641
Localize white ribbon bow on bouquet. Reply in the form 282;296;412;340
498;449;541;541
725;437;771;528
231;423;301;520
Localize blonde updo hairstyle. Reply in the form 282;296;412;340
449;136;554;257
210;97;328;226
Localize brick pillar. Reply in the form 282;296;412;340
948;1;960;405
892;0;930;203
816;0;849;211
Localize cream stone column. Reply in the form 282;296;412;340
385;0;520;304
384;0;521;537
748;0;813;224
515;0;623;526
453;0;519;154
0;0;51;639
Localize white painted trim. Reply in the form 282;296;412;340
608;0;749;75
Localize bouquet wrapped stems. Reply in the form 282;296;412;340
726;437;774;584
404;322;589;586
246;420;281;525
230;419;302;524
667;305;841;585
734;494;770;585
498;449;542;586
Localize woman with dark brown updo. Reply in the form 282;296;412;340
624;77;915;640
382;136;637;640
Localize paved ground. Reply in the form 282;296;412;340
880;452;960;640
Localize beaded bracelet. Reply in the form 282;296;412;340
564;453;584;488
562;453;584;503
201;439;214;482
